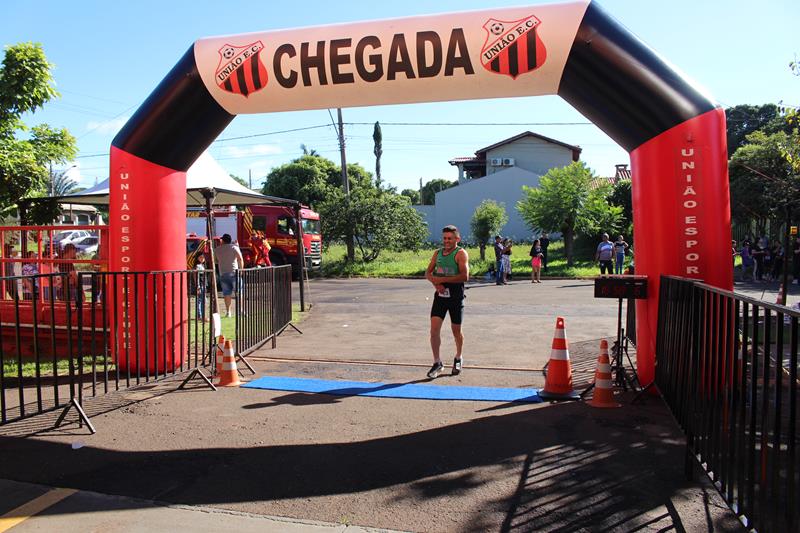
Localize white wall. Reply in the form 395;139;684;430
430;167;542;244
485;136;574;176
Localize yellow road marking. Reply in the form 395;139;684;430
0;488;77;532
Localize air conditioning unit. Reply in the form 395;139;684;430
490;157;503;166
503;157;515;166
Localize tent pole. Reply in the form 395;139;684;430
202;187;221;319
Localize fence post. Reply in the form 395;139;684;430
685;281;700;481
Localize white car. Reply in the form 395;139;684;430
53;230;92;250
72;235;100;255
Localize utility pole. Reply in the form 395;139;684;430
248;169;252;190
337;108;354;261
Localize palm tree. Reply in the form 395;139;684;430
300;144;318;156
52;168;79;196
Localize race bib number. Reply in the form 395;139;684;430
438;288;451;298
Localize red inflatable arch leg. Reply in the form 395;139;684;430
631;109;732;385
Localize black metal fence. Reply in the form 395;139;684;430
234;265;293;357
656;275;799;532
0;265;292;432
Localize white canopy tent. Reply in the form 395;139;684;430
62;151;295;207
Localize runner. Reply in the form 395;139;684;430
425;225;470;378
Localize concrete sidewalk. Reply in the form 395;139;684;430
0;479;396;532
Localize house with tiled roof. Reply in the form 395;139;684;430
415;131;582;242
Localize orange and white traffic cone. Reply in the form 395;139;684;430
216;339;241;387
776;284;784;305
589;339;621;408
214;335;225;376
539;317;580;401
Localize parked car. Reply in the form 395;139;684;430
53;230;92;250
72;235;99;255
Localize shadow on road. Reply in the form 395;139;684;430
0;399;743;532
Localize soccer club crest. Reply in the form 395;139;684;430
215;41;268;97
481;15;546;79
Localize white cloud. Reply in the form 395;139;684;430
220;144;282;158
86;116;130;135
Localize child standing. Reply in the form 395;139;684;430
529;239;543;283
195;253;207;321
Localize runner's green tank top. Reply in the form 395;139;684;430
435;246;462;277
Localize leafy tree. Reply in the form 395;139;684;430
400;188;420;205
373;121;383;188
725;104;789;157
0;43;76;223
263;155;338;206
729;130;800;225
516;161;621;266
607;179;633;241
470;200;508;260
319;187;426;262
420;178;457;205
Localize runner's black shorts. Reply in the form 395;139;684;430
430;293;465;325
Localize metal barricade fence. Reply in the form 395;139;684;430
234;265;292;357
0;270;215;430
655;275;799;532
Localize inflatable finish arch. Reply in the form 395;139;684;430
110;0;732;380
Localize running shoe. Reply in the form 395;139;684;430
426;361;444;379
452;357;463;376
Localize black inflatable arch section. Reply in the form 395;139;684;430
110;1;732;383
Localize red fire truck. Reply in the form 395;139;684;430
186;205;322;275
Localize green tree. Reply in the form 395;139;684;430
725;104;790;157
516;161;621;266
262;155;338;207
400;188;420;205
470;200;508;260
420;178;457;205
729;130;800;225
607;179;633;241
319;187;426;262
373;121;383;188
0;43;77;222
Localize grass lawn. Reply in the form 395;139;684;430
321;241;608;278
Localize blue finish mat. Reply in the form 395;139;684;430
242;375;542;403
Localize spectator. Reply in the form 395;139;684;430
215;233;244;317
501;239;513;284
770;243;783;282
751;238;766;282
22;251;39;300
58;244;81;306
540;232;550;272
194;253;207;321
613;235;630;274
493;235;504;286
595;233;614;275
740;238;754;281
529;239;543;283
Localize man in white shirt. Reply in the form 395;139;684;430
215;233;244;317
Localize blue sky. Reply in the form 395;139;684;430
3;0;797;192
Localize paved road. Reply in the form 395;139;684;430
0;277;746;532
